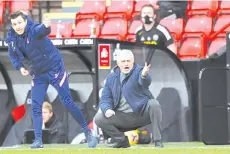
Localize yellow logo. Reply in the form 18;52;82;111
144;41;157;45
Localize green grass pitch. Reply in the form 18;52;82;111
1;142;230;154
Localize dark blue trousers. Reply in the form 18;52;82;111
31;60;90;141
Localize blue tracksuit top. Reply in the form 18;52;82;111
5;15;62;76
99;64;154;115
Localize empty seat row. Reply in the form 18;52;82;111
63;15;228;42
76;0;158;21
76;0;230;22
187;0;230;17
49;18;128;40
48;16;227;60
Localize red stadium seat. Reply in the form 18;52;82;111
126;20;142;42
184;15;213;37
100;35;122;41
73;19;100;38
134;0;157;13
179;37;207;59
187;0;218;17
105;0;134;20
218;0;230;14
0;2;5;24
160;18;184;41
208;37;226;55
213;15;230;37
100;18;128;41
10;0;33;14
76;0;106;20
49;22;73;38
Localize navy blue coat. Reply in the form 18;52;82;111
99;64;154;115
5;15;62;76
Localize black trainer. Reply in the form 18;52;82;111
155;140;164;148
109;136;130;148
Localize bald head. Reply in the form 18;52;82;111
116;49;134;74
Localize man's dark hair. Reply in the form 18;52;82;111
9;11;26;21
141;4;155;14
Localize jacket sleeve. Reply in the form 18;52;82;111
8;46;24;70
99;78;113;114
138;68;152;87
31;24;51;39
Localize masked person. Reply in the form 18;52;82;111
135;4;176;54
5;11;97;149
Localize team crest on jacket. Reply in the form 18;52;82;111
153;34;159;41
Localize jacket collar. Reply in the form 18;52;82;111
45;114;56;128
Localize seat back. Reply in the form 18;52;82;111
187;0;218;17
134;0;157;13
106;0;134;19
160;18;184;40
179;37;206;59
100;18;128;40
77;0;106;20
208;37;226;55
214;15;230;35
185;15;213;36
73;19;100;37
49;22;73;38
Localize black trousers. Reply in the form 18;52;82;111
94;99;162;141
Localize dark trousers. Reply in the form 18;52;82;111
31;60;89;141
94;99;162;141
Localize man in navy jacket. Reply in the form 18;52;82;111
94;49;163;148
5;11;97;149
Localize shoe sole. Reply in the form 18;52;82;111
107;144;131;148
29;146;44;149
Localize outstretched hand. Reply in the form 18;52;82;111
141;62;151;77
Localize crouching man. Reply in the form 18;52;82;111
94;49;163;148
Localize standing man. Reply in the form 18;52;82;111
5;11;97;149
135;4;177;54
94;49;163;148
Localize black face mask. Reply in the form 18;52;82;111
143;15;153;24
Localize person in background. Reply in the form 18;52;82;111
135;4;177;54
42;101;66;143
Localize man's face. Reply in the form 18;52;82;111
141;6;156;24
42;108;53;124
141;6;155;18
11;16;27;35
117;56;134;74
